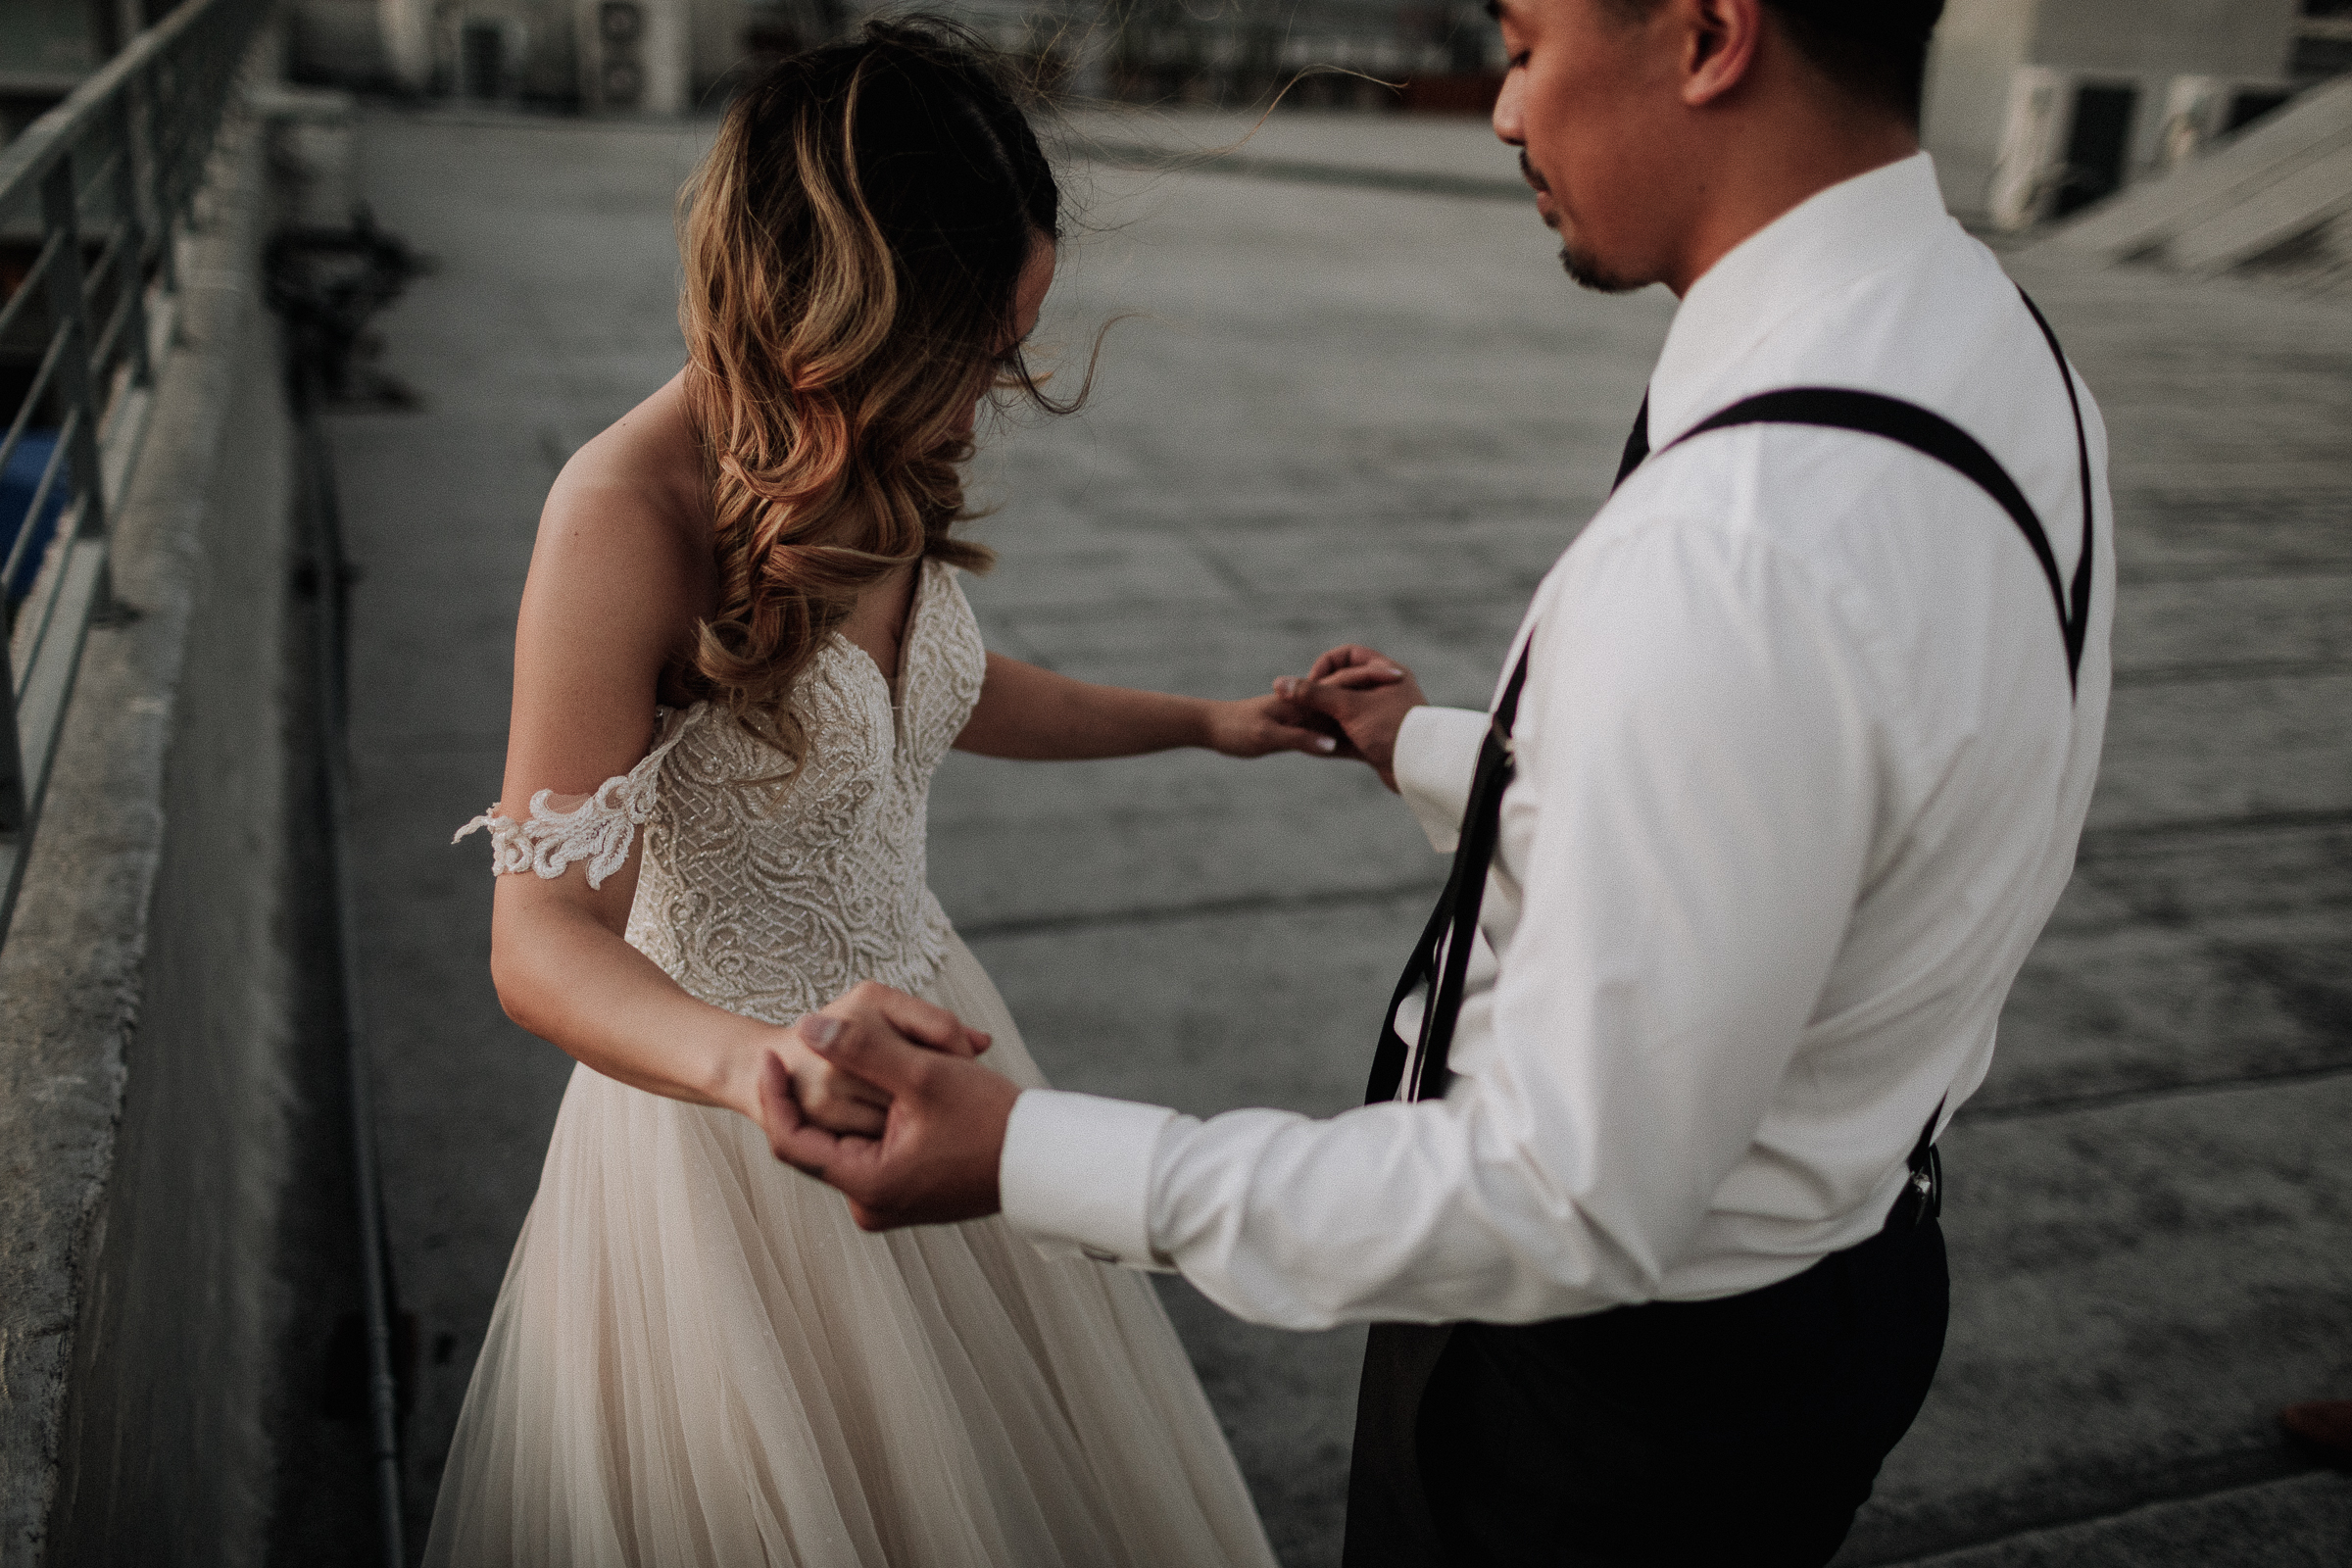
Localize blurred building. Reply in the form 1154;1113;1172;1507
295;0;839;111
1923;0;2350;228
275;0;1498;115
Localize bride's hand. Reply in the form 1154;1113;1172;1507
1200;693;1346;760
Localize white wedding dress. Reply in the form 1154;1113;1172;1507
429;559;1278;1567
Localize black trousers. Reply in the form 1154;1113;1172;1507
1342;1215;1947;1568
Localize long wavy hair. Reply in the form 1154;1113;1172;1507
678;18;1067;767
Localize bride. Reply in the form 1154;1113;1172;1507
427;20;1331;1566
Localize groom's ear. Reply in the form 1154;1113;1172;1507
1679;0;1769;112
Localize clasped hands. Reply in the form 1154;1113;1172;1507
760;645;1428;1230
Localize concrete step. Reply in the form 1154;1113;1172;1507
2038;75;2352;272
1879;1470;2352;1568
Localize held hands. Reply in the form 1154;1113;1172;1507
1199;645;1429;785
1273;645;1429;791
757;981;1017;1230
1200;692;1347;760
763;982;992;1139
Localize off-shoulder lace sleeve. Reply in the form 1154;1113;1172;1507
454;709;695;889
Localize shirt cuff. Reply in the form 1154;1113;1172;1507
1393;705;1489;853
999;1089;1180;1271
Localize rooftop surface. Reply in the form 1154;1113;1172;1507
323;106;2351;1564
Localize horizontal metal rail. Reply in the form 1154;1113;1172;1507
0;0;268;949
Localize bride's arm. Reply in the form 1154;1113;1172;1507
482;399;976;1132
953;651;1340;761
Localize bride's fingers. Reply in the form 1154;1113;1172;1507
807;1093;887;1137
762;1053;896;1177
760;1053;838;1177
1267;721;1347;759
803;1061;891;1132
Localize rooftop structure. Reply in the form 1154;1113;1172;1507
1922;0;2329;228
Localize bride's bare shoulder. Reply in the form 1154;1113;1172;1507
517;372;711;658
536;371;709;591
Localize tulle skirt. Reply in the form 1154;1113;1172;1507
421;932;1278;1567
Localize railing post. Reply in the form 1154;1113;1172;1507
146;54;182;295
0;628;26;851
112;90;156;389
37;157;111;544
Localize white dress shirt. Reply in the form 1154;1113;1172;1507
997;153;2114;1331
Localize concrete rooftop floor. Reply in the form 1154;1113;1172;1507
319;107;2352;1565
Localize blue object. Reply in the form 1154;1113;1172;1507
0;430;71;604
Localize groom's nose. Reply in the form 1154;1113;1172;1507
1494;64;1527;147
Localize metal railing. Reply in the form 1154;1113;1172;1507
0;0;268;947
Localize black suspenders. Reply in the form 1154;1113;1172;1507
1611;292;2095;691
1364;291;2094;1219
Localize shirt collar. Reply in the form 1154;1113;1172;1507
1644;151;1955;444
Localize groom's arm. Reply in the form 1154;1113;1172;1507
997;523;1881;1326
767;521;1881;1327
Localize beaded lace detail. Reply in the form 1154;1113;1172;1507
454;712;697;889
455;559;988;1024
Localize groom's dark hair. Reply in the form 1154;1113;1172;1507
1601;0;1944;124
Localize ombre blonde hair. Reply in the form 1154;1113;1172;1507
677;18;1066;767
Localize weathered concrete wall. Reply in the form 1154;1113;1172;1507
0;101;310;1567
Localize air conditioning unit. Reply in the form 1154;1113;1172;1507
578;0;685;115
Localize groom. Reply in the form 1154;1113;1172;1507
766;0;2113;1562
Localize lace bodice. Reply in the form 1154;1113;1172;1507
457;559;988;1023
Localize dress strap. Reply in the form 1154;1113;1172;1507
453;707;698;890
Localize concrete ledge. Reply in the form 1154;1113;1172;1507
0;91;305;1567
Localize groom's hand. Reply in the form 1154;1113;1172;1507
768;982;991;1137
1276;645;1428;791
758;985;1017;1230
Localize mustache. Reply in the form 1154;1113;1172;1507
1518;150;1550;193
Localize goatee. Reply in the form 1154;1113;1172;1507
1560;243;1642;295
1521;151;1643;293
